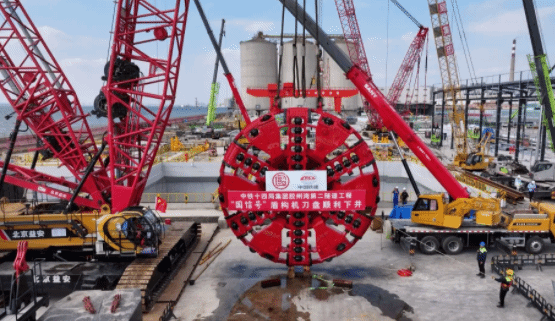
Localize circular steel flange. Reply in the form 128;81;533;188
219;108;380;266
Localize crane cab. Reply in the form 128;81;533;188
411;194;501;229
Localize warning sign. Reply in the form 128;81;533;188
227;190;366;211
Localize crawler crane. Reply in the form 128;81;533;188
0;0;199;310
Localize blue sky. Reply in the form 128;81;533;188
14;0;555;106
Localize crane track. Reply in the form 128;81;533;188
116;221;200;312
452;168;525;204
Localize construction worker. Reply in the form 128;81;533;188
476;242;487;278
392;187;399;208
492;269;514;308
514;175;522;191
527;180;536;202
400;188;409;205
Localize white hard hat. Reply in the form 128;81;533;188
532;181;535;184
403;187;406;190
395;186;398;189
517;175;521;178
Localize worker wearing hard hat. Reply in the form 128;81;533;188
392;187;399;208
476;242;487;278
400;187;409;205
492;269;514;308
527;181;537;202
514;175;522;191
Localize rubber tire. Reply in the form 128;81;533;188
419;236;440;255
525;236;544;254
442;236;464;255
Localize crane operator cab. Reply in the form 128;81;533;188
411;194;501;229
97;207;165;257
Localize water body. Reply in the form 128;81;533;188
0;105;230;138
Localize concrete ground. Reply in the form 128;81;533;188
173;208;555;321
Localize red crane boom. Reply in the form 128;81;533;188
0;0;109;207
0;0;191;213
100;0;191;212
333;0;383;127
386;27;429;106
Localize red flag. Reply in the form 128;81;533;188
155;195;167;213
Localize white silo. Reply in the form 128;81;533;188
280;39;318;109
240;34;278;113
324;38;362;115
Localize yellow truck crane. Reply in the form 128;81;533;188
389;194;555;255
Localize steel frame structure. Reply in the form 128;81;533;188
432;72;555;162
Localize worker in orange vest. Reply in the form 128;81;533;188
492;269;514;308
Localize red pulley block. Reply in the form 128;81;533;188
218;108;380;266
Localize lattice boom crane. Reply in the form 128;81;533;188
387;0;429;108
427;0;467;166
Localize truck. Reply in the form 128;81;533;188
387;194;555;255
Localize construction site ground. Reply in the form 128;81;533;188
173;206;555;321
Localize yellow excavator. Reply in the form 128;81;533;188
460;131;494;171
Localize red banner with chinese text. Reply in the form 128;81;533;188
227;190;366;211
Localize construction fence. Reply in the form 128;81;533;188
491;254;555;321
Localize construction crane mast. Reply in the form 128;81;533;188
98;0;190;212
387;0;429;108
522;0;555;161
206;19;225;126
428;0;466;165
333;0;381;127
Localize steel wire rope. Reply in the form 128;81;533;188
533;0;552;73
104;0;119;85
301;0;307;99
452;0;477;83
314;0;322;109
275;3;287;110
292;0;301;98
448;0;476;84
384;0;390;95
423;35;429;116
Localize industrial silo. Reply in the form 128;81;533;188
280;38;318;109
240;34;278;114
324;38;361;115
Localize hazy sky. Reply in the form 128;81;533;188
12;0;555;106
